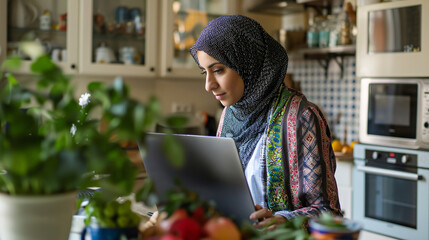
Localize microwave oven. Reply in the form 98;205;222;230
356;0;429;77
360;78;429;149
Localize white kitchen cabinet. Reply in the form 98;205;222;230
78;0;158;77
335;156;354;219
0;0;79;74
1;0;237;78
159;0;237;78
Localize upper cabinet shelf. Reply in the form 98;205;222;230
296;44;356;80
297;44;355;56
0;0;237;78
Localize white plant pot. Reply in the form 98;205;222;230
0;191;77;240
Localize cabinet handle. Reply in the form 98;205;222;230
167;67;172;72
150;67;155;72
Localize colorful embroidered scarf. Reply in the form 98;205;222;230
266;86;294;212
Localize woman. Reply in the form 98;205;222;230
190;15;342;229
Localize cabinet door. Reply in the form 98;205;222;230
1;0;79;74
79;0;157;77
159;0;236;78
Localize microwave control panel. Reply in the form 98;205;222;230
422;84;429;143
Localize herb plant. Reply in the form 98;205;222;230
0;41;160;199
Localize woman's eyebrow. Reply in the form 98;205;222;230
200;62;222;70
208;62;221;68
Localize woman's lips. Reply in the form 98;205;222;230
214;93;225;100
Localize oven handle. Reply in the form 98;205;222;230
357;166;422;181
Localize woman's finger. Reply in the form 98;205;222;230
250;208;273;220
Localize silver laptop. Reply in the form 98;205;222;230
138;132;255;224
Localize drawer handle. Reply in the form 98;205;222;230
357;166;422;181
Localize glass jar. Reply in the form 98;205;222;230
338;11;352;45
329;14;339;47
318;17;330;48
306;8;319;48
307;24;319;48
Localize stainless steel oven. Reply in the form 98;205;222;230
353;144;429;240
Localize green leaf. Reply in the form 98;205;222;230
5;73;19;85
31;55;56;73
317;212;347;229
1;56;21;71
165;115;189;128
162;133;185;168
133;104;145;132
88;81;106;92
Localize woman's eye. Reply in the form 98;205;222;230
213;68;224;74
200;71;207;75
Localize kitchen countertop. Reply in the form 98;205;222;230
335;152;353;161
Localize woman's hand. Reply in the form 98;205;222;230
249;205;287;230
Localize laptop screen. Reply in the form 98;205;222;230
138;133;255;224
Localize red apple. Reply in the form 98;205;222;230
203;217;241;240
159;234;183;240
160;209;189;232
169;217;202;240
192;206;206;223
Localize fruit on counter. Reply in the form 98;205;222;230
159;234;183;240
203;216;241;240
160;208;189;232
341;145;353;154
350;141;359;150
332;139;343;152
151;208;242;240
84;199;141;228
169;217;202;240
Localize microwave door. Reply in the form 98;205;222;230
367;83;418;139
368;5;421;54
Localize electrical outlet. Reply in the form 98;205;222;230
172;102;193;113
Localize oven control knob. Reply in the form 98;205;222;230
401;155;409;164
372;151;379;160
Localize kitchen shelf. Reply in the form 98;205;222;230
93;32;146;42
8;27;67;35
298;45;356;80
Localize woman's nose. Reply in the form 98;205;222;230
205;74;218;92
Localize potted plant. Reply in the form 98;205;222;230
80;197;142;240
308;212;363;240
0;41;164;240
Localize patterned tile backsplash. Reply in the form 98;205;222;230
288;56;360;145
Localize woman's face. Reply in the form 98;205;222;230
196;51;244;107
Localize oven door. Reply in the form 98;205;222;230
353;148;429;239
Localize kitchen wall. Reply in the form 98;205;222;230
281;8;359;145
288;56;360;144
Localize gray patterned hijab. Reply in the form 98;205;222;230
190;15;288;168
